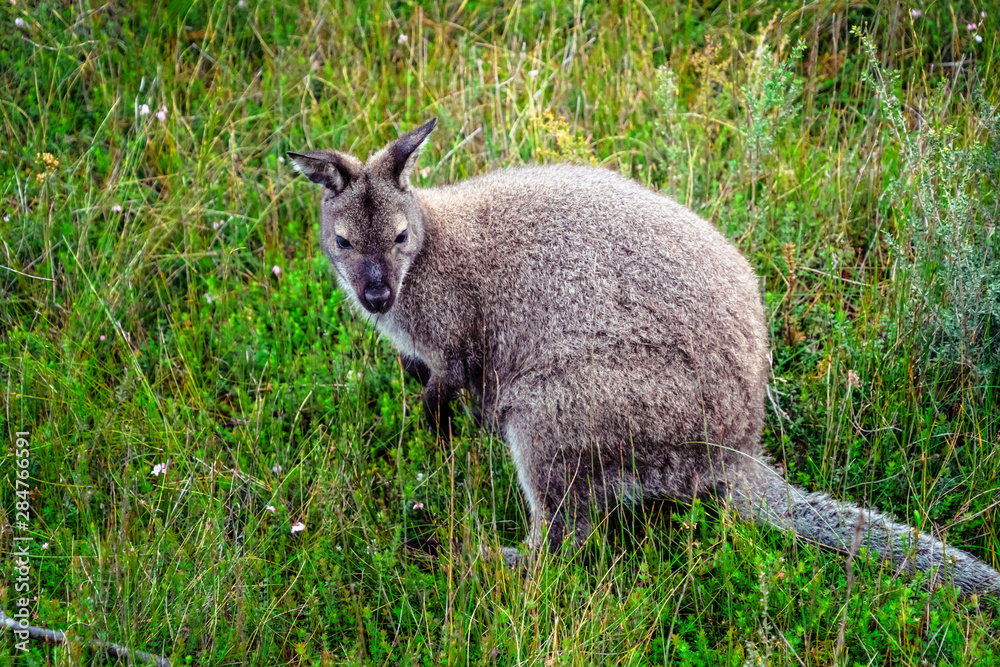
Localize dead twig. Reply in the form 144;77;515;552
0;610;171;667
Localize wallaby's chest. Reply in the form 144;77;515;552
372;308;450;378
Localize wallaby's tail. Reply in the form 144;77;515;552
727;461;1000;597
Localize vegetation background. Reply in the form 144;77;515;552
1;0;999;664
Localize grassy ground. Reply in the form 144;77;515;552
2;0;999;664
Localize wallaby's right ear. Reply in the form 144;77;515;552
287;150;361;195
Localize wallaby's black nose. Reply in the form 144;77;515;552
364;284;392;313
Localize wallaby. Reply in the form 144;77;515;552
289;119;1000;597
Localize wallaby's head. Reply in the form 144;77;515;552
288;119;436;314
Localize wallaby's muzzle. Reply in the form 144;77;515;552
362;283;393;313
359;257;394;313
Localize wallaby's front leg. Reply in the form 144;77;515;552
422;375;458;439
400;354;431;386
399;356;458;438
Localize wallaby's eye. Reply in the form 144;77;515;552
395;230;408;244
336;235;352;250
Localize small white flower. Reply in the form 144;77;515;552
151;461;168;476
129;547;135;552
527;69;539;77
204;293;214;304
290;521;306;533
277;155;285;163
420;166;430;178
42;542;49;550
416;473;424;481
975;34;983;42
265;505;276;513
212;220;222;230
15;17;25;28
111;204;123;213
909;9;921;19
413;502;424;510
4;214;11;222
156;105;168;122
272;464;282;474
271;265;282;277
397;33;408;45
967;23;976;30
336;545;342;551
637;163;643;171
982;11;987;18
237;0;247;7
139;104;150;116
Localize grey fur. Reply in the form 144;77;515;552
289;121;1000;597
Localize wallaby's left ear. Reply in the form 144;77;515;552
371;118;437;187
287;150;361;196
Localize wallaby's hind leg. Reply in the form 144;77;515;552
520;484;594;555
502;418;598;554
536;497;594;554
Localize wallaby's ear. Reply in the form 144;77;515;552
370;118;437;187
287;150;360;195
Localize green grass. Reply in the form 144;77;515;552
2;0;999;664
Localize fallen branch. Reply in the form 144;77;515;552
0;609;171;667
